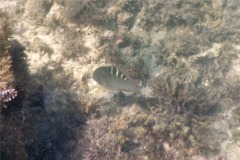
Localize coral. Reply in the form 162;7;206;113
0;12;16;107
0;12;29;107
0;54;15;91
0;11;29;160
0;89;17;103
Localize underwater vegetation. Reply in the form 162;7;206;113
76;43;235;158
74;1;240;159
78;43;238;159
61;30;90;59
1;0;240;159
0;12;16;107
0;11;29;108
152;42;236;115
80;105;214;160
0;11;29;160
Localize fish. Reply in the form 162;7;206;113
93;66;141;93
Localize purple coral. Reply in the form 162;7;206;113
0;88;17;103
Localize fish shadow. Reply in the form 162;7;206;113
113;91;159;109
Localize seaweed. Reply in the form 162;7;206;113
79;104;215;160
0;12;29;108
0;13;15;107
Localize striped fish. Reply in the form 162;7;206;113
93;66;141;93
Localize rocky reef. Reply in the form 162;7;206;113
1;0;240;160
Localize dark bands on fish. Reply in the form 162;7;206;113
93;66;139;92
107;66;127;80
